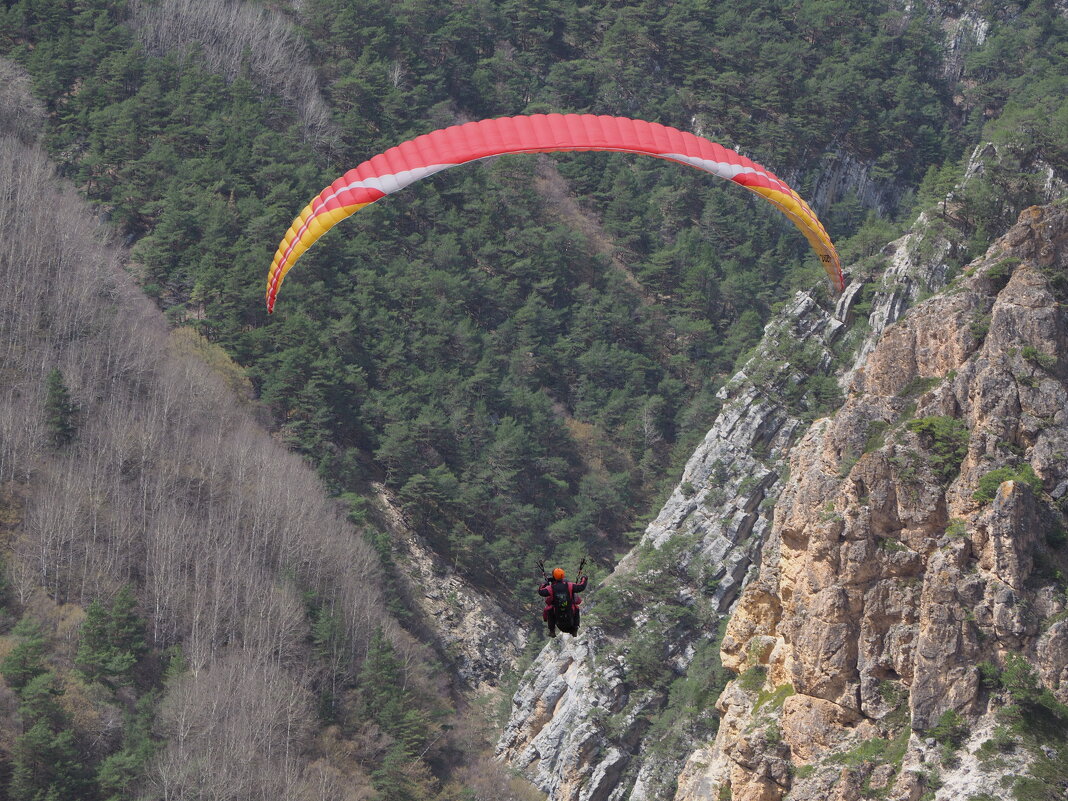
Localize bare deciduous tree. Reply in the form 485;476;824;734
152;654;315;800
127;0;335;144
0;58;46;145
0;133;401;796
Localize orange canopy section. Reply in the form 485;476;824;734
266;114;843;312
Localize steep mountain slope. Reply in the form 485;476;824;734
0;128;383;799
496;200;1068;801
492;3;1067;796
1;0;1005;612
497;289;851;800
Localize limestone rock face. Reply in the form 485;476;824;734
495;138;985;798
496;203;1065;801
687;203;1068;801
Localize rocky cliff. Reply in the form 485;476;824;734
373;483;529;694
494;190;960;800
677;202;1068;801
496;197;1068;801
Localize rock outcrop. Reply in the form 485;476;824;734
679;203;1068;801
495;192;963;797
374;484;528;693
498;188;1067;800
493;4;1068;792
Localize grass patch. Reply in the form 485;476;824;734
794;764;816;780
755;683;794;711
828;724;911;769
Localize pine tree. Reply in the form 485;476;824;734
95;692;159;801
9;672;89;801
74;600;112;681
106;585;147;679
1;617;47;691
43;368;78;447
75;586;147;684
16;672;65;726
9;721;86;801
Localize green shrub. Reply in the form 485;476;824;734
586;583;631;630
970;312;991;342
973;464;1043;503
863;419;890;454
879;679;906;708
738;665;768;693
906;416;969;484
978;660;1002;689
930;708;970;749
794;764;815;780
1021;345;1056;371
829;725;910;768
1014;776;1052;801
986;257;1020;290
946;518;968;538
626;625;675;686
1002;654;1059;709
897;376;941;400
977;726;1016;757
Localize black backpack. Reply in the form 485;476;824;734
552;581;574;628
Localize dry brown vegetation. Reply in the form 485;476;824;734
0;126;397;796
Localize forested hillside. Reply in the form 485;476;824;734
5;0;1048;596
0;0;1066;799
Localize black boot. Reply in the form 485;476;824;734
548;624;556;638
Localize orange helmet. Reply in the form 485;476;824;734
552;567;565;580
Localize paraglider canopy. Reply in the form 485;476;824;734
266;113;843;313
